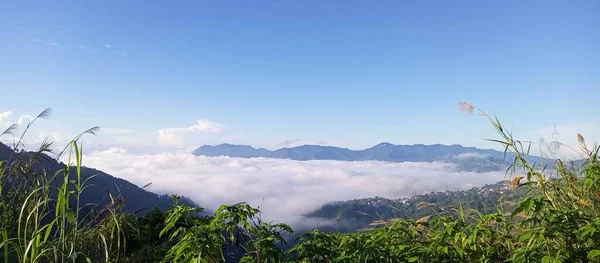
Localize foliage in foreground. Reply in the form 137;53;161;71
1;104;599;262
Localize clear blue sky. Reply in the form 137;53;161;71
0;1;598;151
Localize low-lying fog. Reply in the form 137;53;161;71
82;148;508;228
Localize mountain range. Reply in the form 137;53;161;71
193;143;552;172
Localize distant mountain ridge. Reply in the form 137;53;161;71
193;143;551;172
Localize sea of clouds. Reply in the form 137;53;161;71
81;148;508;228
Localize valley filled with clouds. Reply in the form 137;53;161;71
81;148;508;228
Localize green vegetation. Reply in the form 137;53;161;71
307;180;526;232
1;104;600;262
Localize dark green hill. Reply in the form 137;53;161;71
0;142;193;215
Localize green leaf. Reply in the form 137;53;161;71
512;197;534;218
541;256;552;263
589;250;600;259
519;231;532;242
407;256;419;262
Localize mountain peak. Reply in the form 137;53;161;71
373;142;394;148
193;143;270;158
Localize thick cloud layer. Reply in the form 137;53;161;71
81;149;508;227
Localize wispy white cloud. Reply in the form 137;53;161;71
158;120;226;146
26;132;64;145
0;111;13;126
17;115;34;126
101;127;135;135
0;109;73;152
80;151;509;228
16;114;61;127
31;38;66;48
0;111;49;130
456;152;490;159
32;38;99;53
0;111;15;144
0;130;68;153
32;38;129;55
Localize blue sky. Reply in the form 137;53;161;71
0;1;598;152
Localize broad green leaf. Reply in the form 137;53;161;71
541;256;552;263
589;250;600;259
